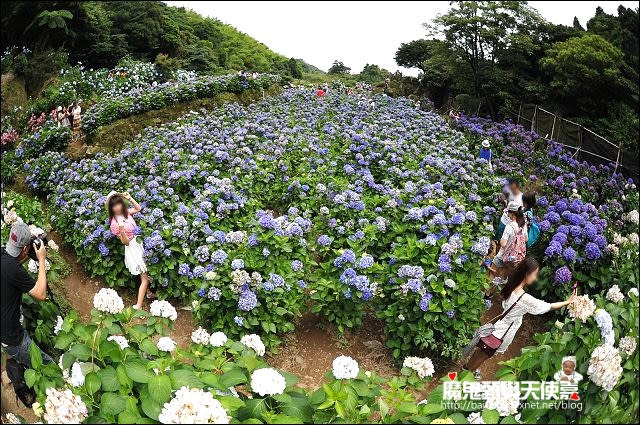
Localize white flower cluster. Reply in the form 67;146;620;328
107;335;130;350
467;412;485;424
158;386;230;424
150;300;178;321
157;336;177;352
594;309;614;346
587;344;623;392
444;279;456;289
402;356;435;379
629;287;639;298
240;334;265;356
70;362;85;387
332;355;359;379
568;294;595;321
209;332;228;347
619;336;637;356
54;315;64;335
92;288;125;314
606;285;624;303
191;327;210;344
28;258;51;273
483;382;520;416
43;387;88;424
250;367;287;396
48;239;59;251
622;210;639;225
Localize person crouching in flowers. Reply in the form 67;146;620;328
463;257;577;379
554;356;583;384
106;191;155;309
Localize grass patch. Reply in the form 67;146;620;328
1;73;27;117
79;85;282;156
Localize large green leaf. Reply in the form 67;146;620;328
124;359;153;383
149;374;172;404
170;369;204;389
97;366;120;392
101;393;126;416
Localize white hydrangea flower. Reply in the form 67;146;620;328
629;233;639;245
158;386;230;424
444;278;456;289
157;336;177;352
92;288;125;314
467;412;485;424
402;356;435;379
619;336;637;356
594;309;614;346
606;285;624;303
204;271;217;281
250;368;287;396
53;315;64;335
332;355;359;379
623;210;639;225
43;387;88;424
107;335;129;350
568;294;595;321
240;334;265;356
587;344;623;392
209;332;228;347
48;239;59;251
191;327;210;345
70;362;85;387
483;382;520;416
150;300;178;321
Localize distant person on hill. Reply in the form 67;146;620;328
522;192;540;247
317;85;325;97
495;178;523;242
56;106;64;128
464;257;577;380
107;192;155;310
479;139;493;170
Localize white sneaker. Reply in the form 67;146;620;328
132;305;140;310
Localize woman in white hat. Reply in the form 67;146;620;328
106;191;154;309
479;139;492;170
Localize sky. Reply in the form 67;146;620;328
167;1;638;76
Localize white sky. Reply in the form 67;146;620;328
167;1;638;76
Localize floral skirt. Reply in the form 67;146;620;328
124;237;147;276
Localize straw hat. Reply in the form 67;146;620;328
482;139;490;148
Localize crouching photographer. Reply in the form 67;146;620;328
1;222;53;368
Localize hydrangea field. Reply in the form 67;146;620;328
2;61;639;423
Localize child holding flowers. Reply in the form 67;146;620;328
106;191;155;309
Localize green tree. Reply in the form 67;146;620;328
358;64;389;84
395;39;434;72
287;58;303;78
328;60;350;75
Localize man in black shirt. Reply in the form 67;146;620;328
1;222;52;367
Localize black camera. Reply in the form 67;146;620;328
27;232;48;261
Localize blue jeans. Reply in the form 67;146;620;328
2;329;53;368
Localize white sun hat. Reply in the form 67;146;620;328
104;190;122;210
482;139;490;148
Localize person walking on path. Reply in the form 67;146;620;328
464;257;577;379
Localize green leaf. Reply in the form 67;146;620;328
170;369;204;389
85;372;102;395
29;341;43;369
125;359;153;383
149;374;172;404
97;366;120;392
140;338;159;356
101;393;126;416
140;388;162;421
482;408;500;424
24;369;37;388
69;343;92;361
220;369;247;388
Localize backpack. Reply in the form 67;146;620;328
526;210;540;248
503;223;527;265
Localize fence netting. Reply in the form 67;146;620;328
516;104;638;181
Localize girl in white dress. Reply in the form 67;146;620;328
464;257;577;378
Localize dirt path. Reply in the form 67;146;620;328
268;313;396;390
48;231;197;349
